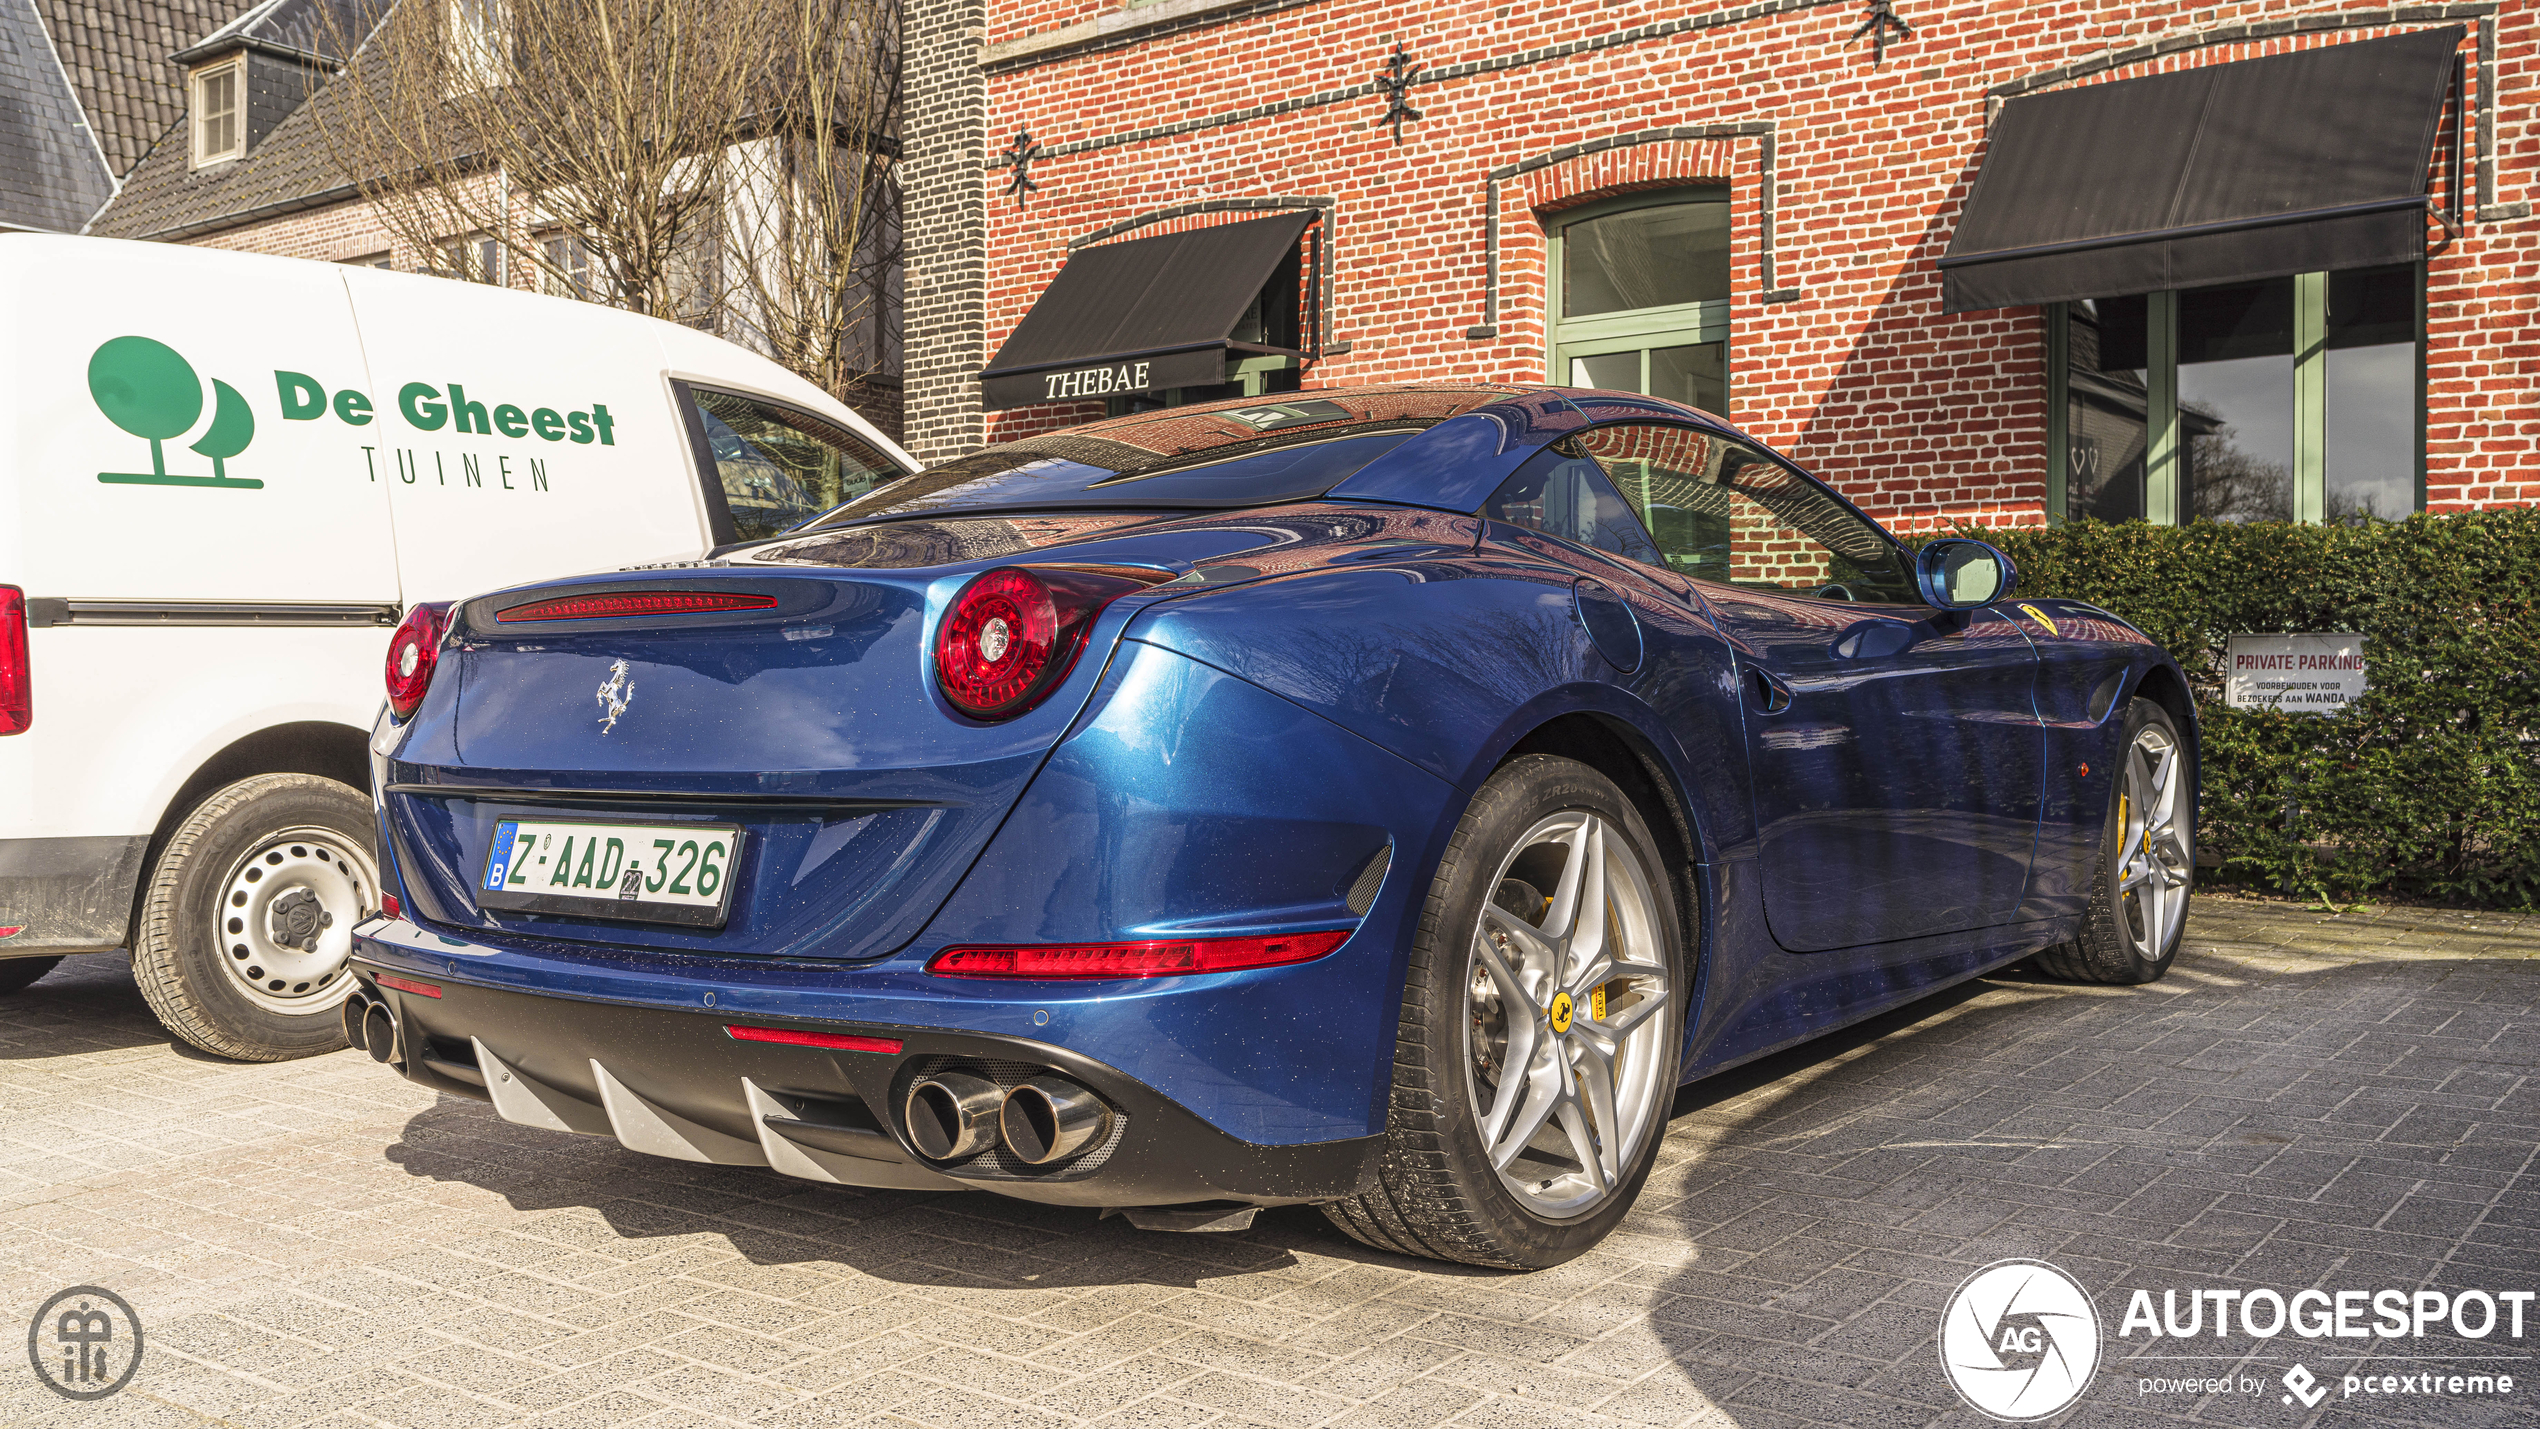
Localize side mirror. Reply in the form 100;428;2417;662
1916;538;2017;610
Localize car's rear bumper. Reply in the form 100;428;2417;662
347;931;1383;1211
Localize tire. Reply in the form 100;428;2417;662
2036;698;2192;985
132;773;380;1061
1323;754;1687;1269
0;957;64;995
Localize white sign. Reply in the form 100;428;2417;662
2224;633;2367;712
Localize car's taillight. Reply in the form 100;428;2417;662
384;602;451;720
933;566;1159;720
0;586;28;735
927;930;1351;980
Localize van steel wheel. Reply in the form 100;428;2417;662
1323;755;1685;1269
132;773;379;1060
2036;698;2192;985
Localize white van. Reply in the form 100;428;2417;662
0;236;916;1058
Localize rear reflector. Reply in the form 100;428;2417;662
928;930;1351;980
381;893;402;921
375;973;442;998
725;1024;903;1053
496;590;781;622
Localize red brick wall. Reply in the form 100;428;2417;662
977;1;2540;525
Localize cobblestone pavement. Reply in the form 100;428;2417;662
1;898;2534;1429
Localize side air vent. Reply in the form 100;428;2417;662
1345;845;1391;916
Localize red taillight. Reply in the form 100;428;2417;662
495;590;780;622
384;602;451;720
375;973;441;998
724;1024;903;1053
381;892;402;921
934;566;1157;720
0;585;29;736
927;930;1351;980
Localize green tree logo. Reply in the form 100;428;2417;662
89;336;261;490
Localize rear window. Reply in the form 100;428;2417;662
795;386;1518;529
683;386;905;543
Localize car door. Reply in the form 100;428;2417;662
1572;424;2043;952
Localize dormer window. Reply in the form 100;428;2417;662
191;58;245;166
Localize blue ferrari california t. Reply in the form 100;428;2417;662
348;384;2196;1268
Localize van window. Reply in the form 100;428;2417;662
684;387;902;542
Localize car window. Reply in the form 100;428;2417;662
1481;439;1665;566
1573;423;1915;603
686;387;904;542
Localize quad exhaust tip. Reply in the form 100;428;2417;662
1001;1076;1111;1165
904;1071;1003;1160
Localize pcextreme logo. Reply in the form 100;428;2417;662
1939;1259;2103;1421
88;336;259;490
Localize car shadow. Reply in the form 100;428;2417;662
0;950;237;1060
1638;928;2540;1426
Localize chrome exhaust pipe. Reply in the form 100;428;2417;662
903;1071;1002;1160
361;1000;399;1065
341;992;372;1052
1000;1077;1111;1165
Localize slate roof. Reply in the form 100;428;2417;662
0;0;115;230
34;0;263;177
174;0;374;63
87;22;370;240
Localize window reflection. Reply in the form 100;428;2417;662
2177;278;2295;522
2067;297;2149;522
1650;344;1725;413
1562;202;1730;317
2326;263;2417;520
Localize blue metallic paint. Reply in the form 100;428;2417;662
351;384;2194;1204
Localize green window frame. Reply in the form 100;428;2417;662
1547;188;1731;410
2046;263;2427;524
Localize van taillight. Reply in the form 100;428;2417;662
384;602;451;720
0;586;28;736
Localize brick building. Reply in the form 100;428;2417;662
900;0;2540;528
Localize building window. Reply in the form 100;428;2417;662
1547;189;1729;413
540;232;592;298
340;253;392;270
2049;262;2423;523
191;59;245;166
435;233;504;285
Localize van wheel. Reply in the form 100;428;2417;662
132;774;380;1061
0;957;64;994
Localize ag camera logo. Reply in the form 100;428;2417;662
1940;1259;2102;1420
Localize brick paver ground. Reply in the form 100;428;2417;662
1;898;2534;1429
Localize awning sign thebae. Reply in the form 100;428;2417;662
1041;362;1152;402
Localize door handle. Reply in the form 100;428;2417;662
1747;667;1793;715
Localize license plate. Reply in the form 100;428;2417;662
476;818;743;928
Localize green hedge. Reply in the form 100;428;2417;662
1956;512;2540;909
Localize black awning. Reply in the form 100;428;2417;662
1940;28;2460;314
980;210;1314;410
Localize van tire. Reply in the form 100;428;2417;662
132;774;379;1061
0;957;64;995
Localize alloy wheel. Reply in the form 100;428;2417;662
213;826;376;1015
2115;722;2190;961
1463;811;1671;1219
